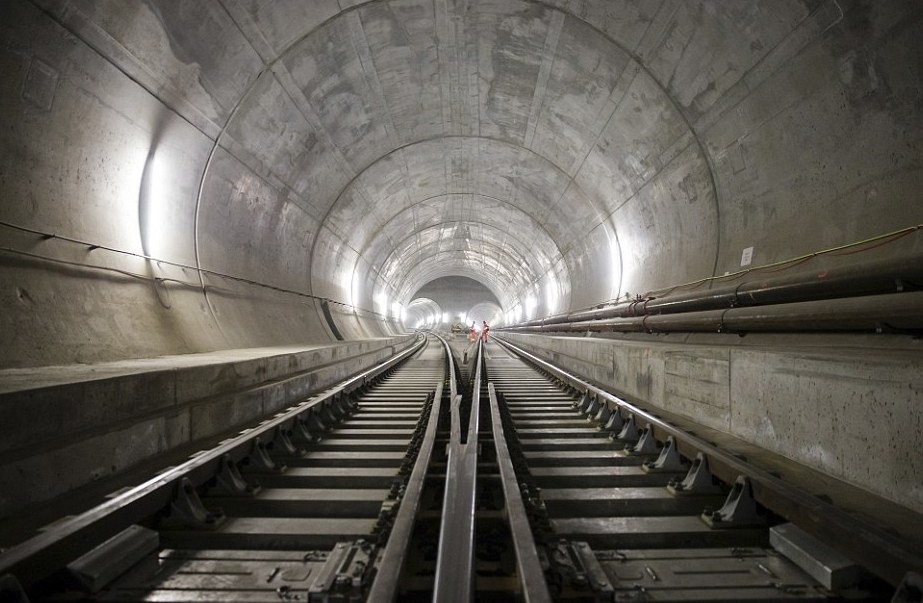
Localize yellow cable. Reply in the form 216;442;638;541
627;223;923;301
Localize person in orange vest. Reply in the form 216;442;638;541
481;321;489;342
469;322;477;342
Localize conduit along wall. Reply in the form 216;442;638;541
497;230;923;513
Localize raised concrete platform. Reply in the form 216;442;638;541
0;336;417;522
496;331;923;520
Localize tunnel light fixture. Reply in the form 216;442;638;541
442;312;449;324
374;292;391;318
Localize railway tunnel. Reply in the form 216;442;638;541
1;0;922;600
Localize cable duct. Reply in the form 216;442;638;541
503;252;923;335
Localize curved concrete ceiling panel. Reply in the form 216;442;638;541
177;0;720;317
380;227;554;305
197;148;317;293
404;296;442;327
310;135;602;309
319;138;593;250
4;0;921;366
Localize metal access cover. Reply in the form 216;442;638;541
597;548;830;601
100;549;328;602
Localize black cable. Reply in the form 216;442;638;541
0;220;387;316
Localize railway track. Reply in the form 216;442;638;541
1;334;920;601
0;335;448;602
480;339;920;602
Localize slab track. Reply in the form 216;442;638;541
478;338;919;602
1;335;920;601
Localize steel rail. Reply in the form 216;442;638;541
433;339;482;602
0;334;427;587
440;332;460;403
494;336;923;587
367;334;455;601
486;382;553;602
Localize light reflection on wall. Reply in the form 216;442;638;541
545;276;558;315
350;269;362;309
339;269;354;306
467;302;502;326
138;149;162;258
374;292;388;316
607;224;623;301
406;297;442;329
525;294;538;319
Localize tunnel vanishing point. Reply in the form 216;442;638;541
1;0;922;571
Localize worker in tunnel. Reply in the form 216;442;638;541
481;321;489;342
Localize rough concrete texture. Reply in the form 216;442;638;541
407;276;502;327
498;332;923;515
0;335;416;517
3;0;921;366
0;0;921;521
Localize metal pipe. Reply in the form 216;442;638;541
507;291;923;335
515;253;923;329
646;253;923;316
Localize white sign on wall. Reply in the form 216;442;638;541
740;246;754;267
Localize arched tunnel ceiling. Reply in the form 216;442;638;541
406;276;502;327
21;0;921;332
208;0;730;311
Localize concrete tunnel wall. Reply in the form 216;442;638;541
2;0;921;368
498;331;923;515
1;0;922;517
